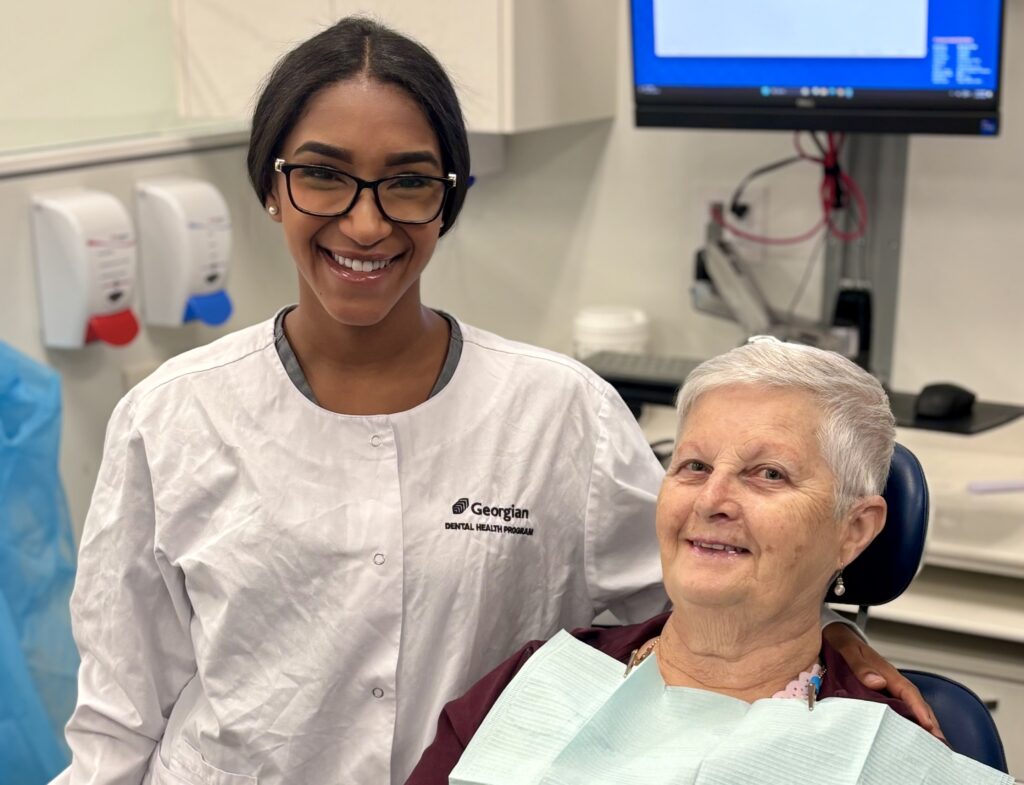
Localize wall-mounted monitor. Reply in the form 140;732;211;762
631;0;1004;135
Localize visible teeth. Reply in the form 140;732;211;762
696;541;745;553
330;251;393;272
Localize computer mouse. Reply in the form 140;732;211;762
914;382;976;420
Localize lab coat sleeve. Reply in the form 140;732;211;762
822;605;868;640
60;397;195;785
583;389;670;624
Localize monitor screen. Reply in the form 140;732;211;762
631;0;1004;135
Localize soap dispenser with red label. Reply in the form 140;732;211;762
31;188;140;349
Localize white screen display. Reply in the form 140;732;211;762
653;0;929;59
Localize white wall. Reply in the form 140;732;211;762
896;127;1024;402
0;148;297;536
2;1;1022;538
1;1;181;150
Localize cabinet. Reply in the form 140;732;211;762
172;0;618;133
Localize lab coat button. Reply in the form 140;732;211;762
373;553;386;565
370;434;383;447
372;687;384;699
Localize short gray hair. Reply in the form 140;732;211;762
676;338;895;517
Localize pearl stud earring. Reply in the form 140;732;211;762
267;206;279;216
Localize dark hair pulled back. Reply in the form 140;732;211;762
247;16;470;236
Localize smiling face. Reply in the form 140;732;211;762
658;384;880;622
267;77;446;327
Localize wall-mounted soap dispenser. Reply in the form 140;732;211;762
136;176;233;328
31;189;140;349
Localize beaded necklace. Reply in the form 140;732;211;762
624;637;826;710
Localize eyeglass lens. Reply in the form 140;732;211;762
289;168;447;222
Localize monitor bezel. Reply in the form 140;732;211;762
630;1;1006;136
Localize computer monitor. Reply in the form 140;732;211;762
631;0;1005;135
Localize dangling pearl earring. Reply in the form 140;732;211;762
833;570;846;597
267;205;279;216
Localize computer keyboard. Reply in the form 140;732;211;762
581;351;701;409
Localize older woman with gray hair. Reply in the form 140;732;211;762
407;338;1012;785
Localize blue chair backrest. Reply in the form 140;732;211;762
824;443;1009;774
824;443;929;606
903;671;1009;773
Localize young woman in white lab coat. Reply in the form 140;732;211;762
57;17;939;785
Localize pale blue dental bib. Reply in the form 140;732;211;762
450;631;1011;785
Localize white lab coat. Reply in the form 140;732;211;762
58;315;667;785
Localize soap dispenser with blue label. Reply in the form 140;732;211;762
136;176;233;328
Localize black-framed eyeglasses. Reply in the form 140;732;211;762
274;158;457;224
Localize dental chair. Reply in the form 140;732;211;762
825;443;1009;774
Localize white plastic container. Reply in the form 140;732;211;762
31;188;140;349
573;306;650;359
136;176;233;328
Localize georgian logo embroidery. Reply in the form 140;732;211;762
446;497;534;537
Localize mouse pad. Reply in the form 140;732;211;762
888;391;1024;434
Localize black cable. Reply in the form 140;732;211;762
785;231;828;320
728;155;803;219
824;161;845;209
810;131;828;157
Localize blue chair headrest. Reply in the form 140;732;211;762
824;443;929;606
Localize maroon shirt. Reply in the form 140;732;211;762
405;613;917;784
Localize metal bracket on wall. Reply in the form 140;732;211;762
822;134;909;385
